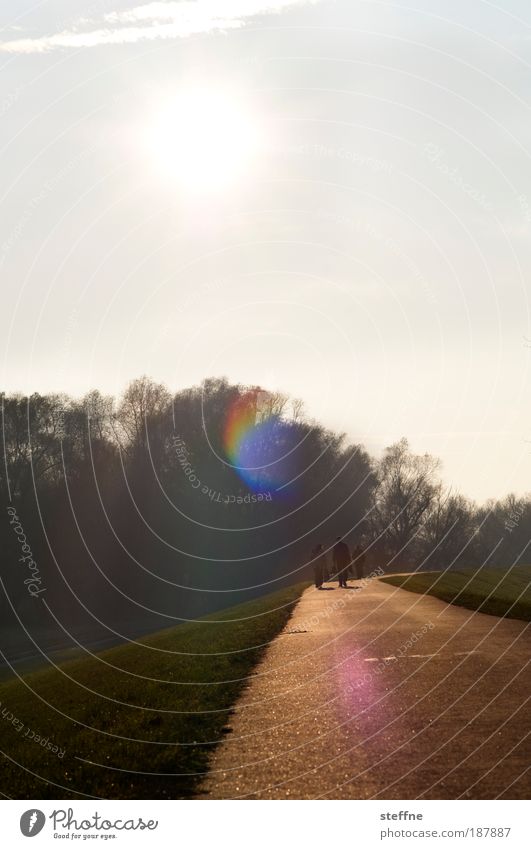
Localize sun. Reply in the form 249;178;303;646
147;88;261;193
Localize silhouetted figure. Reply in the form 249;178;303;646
333;537;351;587
312;544;327;589
351;543;366;580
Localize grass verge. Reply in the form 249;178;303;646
0;582;308;799
380;566;531;621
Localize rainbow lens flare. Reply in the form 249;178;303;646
223;391;298;493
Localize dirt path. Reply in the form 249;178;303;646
200;578;530;799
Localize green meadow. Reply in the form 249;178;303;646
381;566;531;621
0;583;307;799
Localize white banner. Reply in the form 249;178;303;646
1;800;526;848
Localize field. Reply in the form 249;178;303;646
380;566;531;620
0;583;307;799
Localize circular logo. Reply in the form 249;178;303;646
20;810;46;837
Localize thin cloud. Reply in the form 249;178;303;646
0;0;316;54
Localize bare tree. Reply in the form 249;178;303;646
420;487;476;568
370;438;440;566
114;376;170;455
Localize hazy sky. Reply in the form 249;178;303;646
1;0;530;502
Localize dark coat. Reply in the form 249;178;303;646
333;541;350;569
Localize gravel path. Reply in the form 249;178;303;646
200;578;530;799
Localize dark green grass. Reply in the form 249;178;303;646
0;582;308;799
381;566;531;621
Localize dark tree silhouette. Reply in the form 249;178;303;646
1;381;529;667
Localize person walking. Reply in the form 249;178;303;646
333;537;351;587
312;544;327;589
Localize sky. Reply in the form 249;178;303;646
1;0;530;503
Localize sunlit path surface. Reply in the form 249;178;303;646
201;579;529;799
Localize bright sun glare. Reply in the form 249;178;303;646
148;89;261;193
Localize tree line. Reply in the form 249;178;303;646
1;377;529;641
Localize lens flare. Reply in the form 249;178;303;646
223;391;298;493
